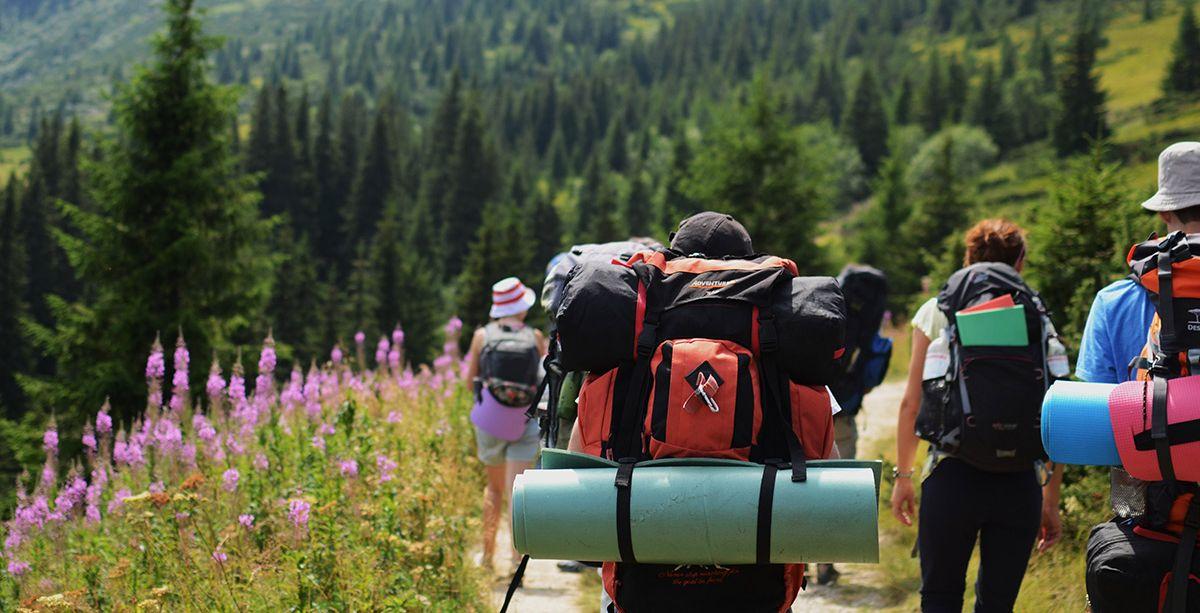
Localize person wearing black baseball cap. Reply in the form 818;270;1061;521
669;211;755;258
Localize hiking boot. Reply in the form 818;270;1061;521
816;564;840;586
556;560;585;573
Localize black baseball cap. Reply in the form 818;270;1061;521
669;212;754;258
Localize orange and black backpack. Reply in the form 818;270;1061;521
1088;232;1200;613
548;249;845;613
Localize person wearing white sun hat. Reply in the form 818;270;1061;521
466;277;547;575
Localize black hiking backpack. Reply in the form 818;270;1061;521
915;262;1055;472
479;323;541;407
829;265;892;416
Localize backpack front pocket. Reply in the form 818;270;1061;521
645;339;760;460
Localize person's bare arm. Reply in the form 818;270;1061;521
567;418;583;452
465;328;486;384
534;329;549;357
1039;463;1065;552
891;328;932;527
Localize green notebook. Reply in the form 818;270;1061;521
956;304;1029;346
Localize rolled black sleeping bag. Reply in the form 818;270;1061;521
556;260;845;385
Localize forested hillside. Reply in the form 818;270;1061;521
2;0;1200;504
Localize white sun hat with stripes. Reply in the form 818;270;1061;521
490;277;536;319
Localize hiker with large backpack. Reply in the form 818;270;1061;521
466;277;548;574
556;212;848;613
818;264;893;586
541;238;663;451
1081;142;1200;613
891;219;1066;612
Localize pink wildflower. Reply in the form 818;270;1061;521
311;435;326;452
6;560;30;577
206;360;225;402
211;547;227;564
338;459;359;478
95;404;113;435
253;453;269;472
288;499;311;528
376;454;397;483
355;330;366;346
222;468;239;493
392;325;405;347
145;338;165;379
108;488;131;514
331;345;343;365
43;428;58;455
386;410;402;424
239;514;255;529
82;425;97;452
388;349;401;369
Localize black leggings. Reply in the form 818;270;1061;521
918;457;1042;613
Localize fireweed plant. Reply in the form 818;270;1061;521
1;319;487;610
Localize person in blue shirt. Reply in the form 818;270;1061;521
1077;142;1200;522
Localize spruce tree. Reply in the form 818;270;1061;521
1164;5;1200;95
575;155;603;241
346;110;393;249
371;202;441;365
456;201;533;335
604;116;629;173
893;74;914;126
902;135;968;277
1027;141;1127;343
24;0;274;424
842;66;890;176
0;178;26;417
528;189;563;275
661;135;696;233
626;165;652;237
684;74;828;269
969;62;1013;150
267;227;323;365
919;52;946;134
945;54;969;124
1053;7;1110;156
859;149;919;306
442;96;498;276
313;92;342;268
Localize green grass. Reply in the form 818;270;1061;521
1099;9;1181;116
0;146;30;180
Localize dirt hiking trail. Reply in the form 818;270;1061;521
489;381;905;612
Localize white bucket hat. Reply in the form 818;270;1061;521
490;277;536;319
1141;142;1200;212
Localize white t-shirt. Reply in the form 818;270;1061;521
912;297;949;341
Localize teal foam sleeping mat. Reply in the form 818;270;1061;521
513;449;881;565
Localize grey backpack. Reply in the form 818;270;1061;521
480;323;541;407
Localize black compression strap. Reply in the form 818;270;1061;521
1167;495;1200;613
756;463;780;564
1158;236;1180;353
615;460;637;564
499;554;530;613
1152;376;1177;483
760;354;807;482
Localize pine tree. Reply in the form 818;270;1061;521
945;54;969;124
416;73;463;269
346;110;393;249
660;134;696;233
842;66;890;176
575;155;603;241
858;149;919;306
0;178;26;417
1053;6;1110;156
371;202;441;364
902;135;968;276
339;244;378;338
1164;5;1200;95
999;33;1018;79
684;74;829;269
893;74;914;126
268;83;299;223
930;0;958;33
1027;141;1128;343
1028;19;1058;89
626;165;652;237
24;0;274;424
313;92;342;268
267;227;324;364
968;61;1013;150
603;116;629;173
246;84;273;189
1143;0;1155;22
456;201;533;335
442;95;498;277
919;52;946;134
527;189;563;275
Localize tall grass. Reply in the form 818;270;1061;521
1;325;488;611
